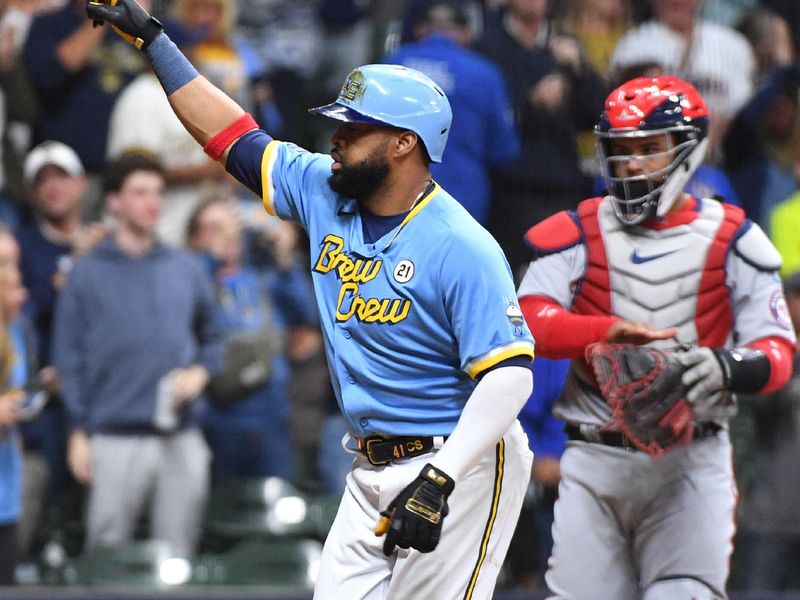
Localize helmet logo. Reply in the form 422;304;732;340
617;108;640;121
340;69;367;104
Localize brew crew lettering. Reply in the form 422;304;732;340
313;234;382;283
314;234;413;324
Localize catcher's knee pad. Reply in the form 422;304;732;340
643;577;720;600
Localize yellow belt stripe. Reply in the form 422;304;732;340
463;438;505;600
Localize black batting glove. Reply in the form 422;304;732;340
86;0;163;50
374;463;455;556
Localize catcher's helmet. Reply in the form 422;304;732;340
595;76;709;225
308;64;452;163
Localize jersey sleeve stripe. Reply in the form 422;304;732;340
465;342;534;379
260;140;281;216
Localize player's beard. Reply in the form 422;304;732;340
328;149;390;201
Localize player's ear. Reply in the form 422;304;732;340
392;130;419;160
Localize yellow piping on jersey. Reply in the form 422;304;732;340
465;343;535;379
260;139;281;216
463;439;505;600
384;182;441;248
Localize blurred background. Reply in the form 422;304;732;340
1;0;800;597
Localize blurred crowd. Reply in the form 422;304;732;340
0;0;800;592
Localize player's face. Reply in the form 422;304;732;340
31;165;86;224
328;123;392;200
608;133;674;181
108;170;164;236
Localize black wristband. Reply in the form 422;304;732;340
712;348;771;394
137;16;163;50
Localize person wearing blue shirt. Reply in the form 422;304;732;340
383;1;520;225
511;356;569;587
86;1;537;596
186;198;317;480
52;154;224;558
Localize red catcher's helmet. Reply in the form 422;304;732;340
595;76;709;225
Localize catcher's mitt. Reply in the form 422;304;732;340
586;342;694;458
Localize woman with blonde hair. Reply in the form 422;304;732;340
0;227;28;584
555;0;633;81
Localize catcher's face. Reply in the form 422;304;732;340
608;133;674;180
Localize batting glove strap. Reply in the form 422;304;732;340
712;347;770;394
376;463;454;556
86;0;163;50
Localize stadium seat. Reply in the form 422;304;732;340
203;477;327;549
66;539;192;587
192;538;323;589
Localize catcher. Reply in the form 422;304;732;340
518;76;797;600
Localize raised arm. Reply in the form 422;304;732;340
86;0;250;161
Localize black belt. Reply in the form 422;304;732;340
565;422;722;451
356;435;444;466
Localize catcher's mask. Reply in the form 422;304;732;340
595;76;709;225
308;64;453;163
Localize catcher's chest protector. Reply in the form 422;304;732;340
574;197;744;347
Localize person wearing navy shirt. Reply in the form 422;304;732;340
383;1;520;225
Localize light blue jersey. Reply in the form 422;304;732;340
236;136;534;436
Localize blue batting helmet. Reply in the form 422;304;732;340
308;64;452;163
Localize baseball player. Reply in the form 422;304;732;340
517;76;797;599
85;1;536;599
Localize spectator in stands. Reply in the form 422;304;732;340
106;1;232;247
186;197;316;480
770;169;800;278
0;0;44;224
52;153;223;557
762;0;800;58
611;0;756;158
554;0;634;82
724;63;800;228
738;6;795;86
383;0;520;225
0;226;26;584
733;271;800;591
475;0;606;277
22;0;147;220
15;141;106;526
234;0;322;147
317;0;374;102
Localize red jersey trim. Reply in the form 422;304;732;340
749;336;796;393
574;198;612;316
695;203;745;346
